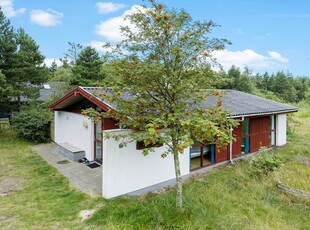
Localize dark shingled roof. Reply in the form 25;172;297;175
200;90;299;117
38;82;65;101
81;87;298;117
20;82;65;102
81;87;128;109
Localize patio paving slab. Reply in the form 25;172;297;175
32;143;102;197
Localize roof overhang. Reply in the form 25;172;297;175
49;86;114;112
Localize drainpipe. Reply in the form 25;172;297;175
230;116;245;164
229;126;233;163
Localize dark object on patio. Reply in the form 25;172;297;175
57;160;70;164
87;162;101;169
78;157;90;164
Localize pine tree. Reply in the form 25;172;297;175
6;28;48;108
71;46;104;86
49;60;58;79
0;9;16;109
0;8;48;110
64;42;83;65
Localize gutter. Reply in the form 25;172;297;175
227;108;299;119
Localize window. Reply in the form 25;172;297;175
270;115;276;146
241;118;250;154
190;142;215;170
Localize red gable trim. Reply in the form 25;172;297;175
49;86;114;112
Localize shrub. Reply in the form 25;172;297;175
251;148;285;174
296;100;310;118
12;107;53;143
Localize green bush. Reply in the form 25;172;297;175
251;148;285;174
296;100;310;118
12;107;53;143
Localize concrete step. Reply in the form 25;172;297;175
57;142;85;161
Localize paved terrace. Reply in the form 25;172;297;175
32;143;102;197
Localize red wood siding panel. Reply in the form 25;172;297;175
260;117;270;147
216;144;229;163
250;118;261;152
249;117;270;153
250;118;260;134
260;117;270;131
260;132;270;147
232;124;242;158
103;118;119;130
250;133;260;152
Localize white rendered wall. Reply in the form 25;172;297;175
276;114;287;146
102;129;190;199
54;111;94;160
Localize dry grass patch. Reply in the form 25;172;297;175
0;178;23;196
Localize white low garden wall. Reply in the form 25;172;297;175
54;111;94;160
276;113;287;146
102;129;190;199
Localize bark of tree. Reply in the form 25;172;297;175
173;151;183;208
172;131;182;208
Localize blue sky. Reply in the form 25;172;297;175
2;0;310;76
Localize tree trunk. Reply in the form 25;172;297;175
173;151;183;208
17;95;21;111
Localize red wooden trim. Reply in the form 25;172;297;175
49;87;80;110
103;118;119;130
49;87;114;113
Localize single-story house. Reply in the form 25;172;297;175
49;87;299;199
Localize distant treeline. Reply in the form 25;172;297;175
218;66;310;104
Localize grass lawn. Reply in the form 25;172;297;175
0;116;309;229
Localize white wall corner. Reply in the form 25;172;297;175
101;129;190;199
276;113;287;146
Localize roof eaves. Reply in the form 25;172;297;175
80;87;117;111
49;86;116;112
227;108;300;118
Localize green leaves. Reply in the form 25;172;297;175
94;1;237;156
251;148;286;175
71;46;104;86
11;107;53;143
83;0;238;208
0;11;48;110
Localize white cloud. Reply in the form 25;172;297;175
268;51;289;63
0;0;26;18
89;40;113;53
95;5;143;42
211;49;289;72
44;58;63;67
30;9;63;27
96;2;126;14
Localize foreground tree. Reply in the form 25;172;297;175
85;1;236;208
